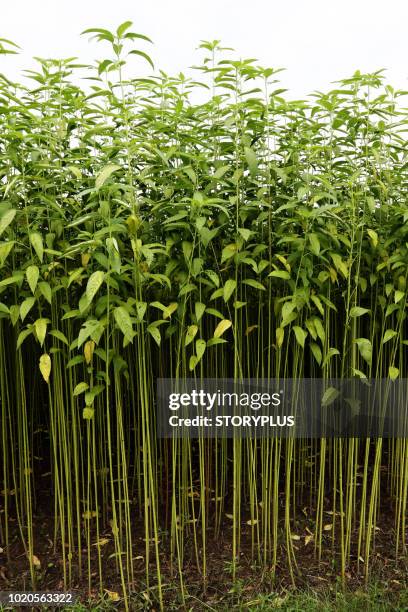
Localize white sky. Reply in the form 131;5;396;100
1;0;408;98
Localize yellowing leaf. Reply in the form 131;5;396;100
214;319;232;339
245;324;258;336
82;407;95;420
104;589;120;601
276;327;284;348
34;318;47;346
367;229;378;248
185;324;198;346
389;366;399;381
81;252;91;267
32;555;41;568
82;510;98;519
39;353;51;383
246;519;258;526
163;302;178;319
193;339;205;361
93;537;110;547
323;523;333;531
84;340;95;364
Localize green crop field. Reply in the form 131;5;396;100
0;22;407;610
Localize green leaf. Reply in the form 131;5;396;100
223;279;236;302
185;325;198;346
178;283;197;297
114;306;134;343
268;270;291;280
29;232;44;262
128;49;154;69
82;407;95;420
221;244;237;263
238;228;252;241
85;385;105;405
311;295;324;316
9;305;19;326
49;329;69;345
196;339;206;361
349;307;369;318
0;209;16;237
205;308;224;319
86;271;105;303
243;279;266;291
0;240;15;265
355;338;372;366
394;290;405;304
309;233;320;255
135;301;147;321
116;20;133;37
189;355;198;371
367;229;378;247
293;326;307;348
20;297;35;322
330;253;348;278
195;302;206;322
321;386;340;407
310;342;322;365
95;164;121;189
276;327;284;348
39;281;52;304
244;146;258;176
17;328;32;350
207;338;227;347
147;325;161;346
74;382;89;396
26;265;39;294
382;329;397;344
321;347;340;368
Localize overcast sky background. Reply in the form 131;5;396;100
2;0;408;98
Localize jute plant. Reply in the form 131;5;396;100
0;22;407;609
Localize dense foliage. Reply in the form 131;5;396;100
0;23;407;609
